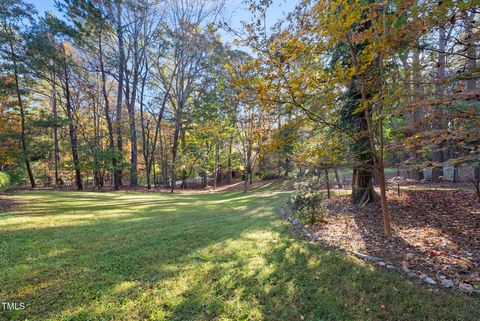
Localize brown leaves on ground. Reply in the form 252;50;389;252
312;189;480;288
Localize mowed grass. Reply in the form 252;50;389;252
1;183;479;321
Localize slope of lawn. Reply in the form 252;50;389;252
1;183;479;321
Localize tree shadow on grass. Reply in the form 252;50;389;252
167;233;480;321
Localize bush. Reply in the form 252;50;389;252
289;189;328;225
289;178;329;224
0;172;12;192
262;172;281;180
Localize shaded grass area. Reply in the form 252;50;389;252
0;184;478;320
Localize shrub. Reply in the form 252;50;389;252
0;172;12;192
289;189;328;225
289;177;329;224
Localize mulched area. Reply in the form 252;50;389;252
311;189;480;289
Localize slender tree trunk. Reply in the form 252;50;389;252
127;100;138;187
92;98;101;189
170;125;180;193
401;52;421;180
153;157;157;188
62;52;83;190
243;168;247;193
227;135;233;184
410;47;424;179
214;142;219;189
325;169;331;199
115;1;125;188
432;27;446;182
51;71;60;186
140;89;150;189
126;65;139;187
98;34;118;189
358;80;391;239
8;38;35;188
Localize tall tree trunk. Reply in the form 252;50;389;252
98;33;118;190
432;27;446;182
51;71;60;186
126;42;140;187
401;51;421;180
114;0;125;188
140;87;150;189
92;98;101;188
410;46;424;180
62;52;83;190
465;10;477;92
8;38;35;188
127;90;138;187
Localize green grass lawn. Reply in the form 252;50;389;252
1;183;478;321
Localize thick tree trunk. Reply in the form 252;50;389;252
351;166;375;205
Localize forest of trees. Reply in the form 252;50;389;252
1;0;478;239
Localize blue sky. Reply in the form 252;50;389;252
27;0;299;48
